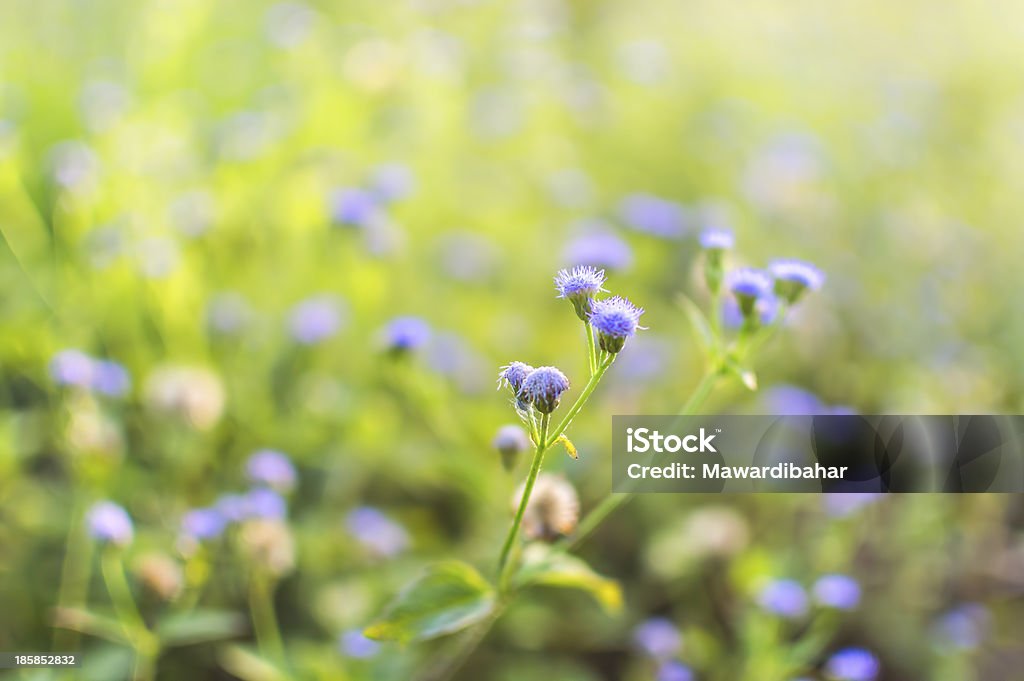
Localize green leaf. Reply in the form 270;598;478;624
219;645;291;681
364;561;496;643
79;644;135;681
556;434;579;460
157;609;247;647
52;607;130;644
679;295;715;353
513;546;622;614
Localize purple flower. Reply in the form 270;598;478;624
619;194;687;239
759;385;824;415
823;493;883;517
339;629;381;659
824;648;880;681
288;296;344;344
563;230;633;271
493;424;531;471
370;163;414;202
555;265;607;321
699;228;734;251
244;488;288;520
246;449;297;492
382;316;431;353
520;366;571;414
757;579;808;618
330;188;379;227
769;259;825;303
933;603;991;650
657;661;694;681
346;507;409;558
87;501;133;546
181;508;227;540
50;350;95;388
727;268;773;320
589;296;645;353
215;494;250;522
498;362;535;395
633;618;682;660
92;360;131;397
813;574;861;610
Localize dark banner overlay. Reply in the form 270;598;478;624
611;415;1024;493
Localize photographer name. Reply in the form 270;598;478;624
626;462;849;480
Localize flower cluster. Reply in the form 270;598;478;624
50;350;131;397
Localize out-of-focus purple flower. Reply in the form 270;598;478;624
370;163;415;202
760;385;825;415
757;579;809;618
50;141;99;191
330;188;380;228
92;360;131;397
824;648;880;681
246;449;297;492
727;268;773;300
50;350;95;388
933;603;991;650
563;229;633;271
769;259;825;304
382;316;431;353
610;336;671;382
742;132;824;212
87;501;134;546
633;617;682;660
206;292;251;335
619;194;687;239
216;494;250;522
289;296;344;344
699;228;734;251
656;661;694;681
339;629;380;659
493;424;530;471
721;292;778;329
244;488;288;520
346;507;409;558
181;508;227;540
266;2;315;49
823;493;883;517
425;332;489;394
813;574;861;610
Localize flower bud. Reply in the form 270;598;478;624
589;296;645;354
726;268;772;324
554;265;607;321
134;553;184;602
492;424;530;471
511;474;579;541
519;366;570;414
238;519;296;577
768;259;825;304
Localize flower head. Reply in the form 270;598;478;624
589;296;645;353
824;648;880;681
555;265;607;320
382;316;431;354
563;230;633;271
757;579;808;618
239;518;296;576
133;553;183;601
619;193;687;239
512;473;579;541
520;366;570;414
633;618;682;660
340;629;381;659
346;507;409;558
498;362;535;395
493;424;531;471
244;488;288;520
933;603;991;650
330;187;379;227
699;228;734;251
769;259;825;304
370;163;415;203
144;366;226;430
727;268;773;321
656;662;694;681
181;508;227;541
288;296;344;345
813;574;861;610
246;449;297;492
87;501;134;546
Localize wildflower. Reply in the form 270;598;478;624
238;519;296;577
246;450;297;493
244;488;288;520
633;617;682;660
346;507;409;558
144;366;226;430
87;501;134;546
760;385;825;415
181;508;227;540
562;230;633;271
589;296;645;353
554;265;607;321
619;193;687;239
339;629;381;659
933;603;991;651
493;424;531;471
813;574;861;610
50;350;95;389
91;360;131;397
370;163;414;202
823;493;882;518
288;296;344;345
699;228;734;251
769;259;825;304
519;366;571;414
512;474;579;541
757;579;808;618
824;648;880;681
727;268;773;321
134;553;183;601
498;361;535;397
381;316;431;354
656;662;695;681
330;187;379;228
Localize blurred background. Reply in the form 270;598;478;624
2;0;1024;679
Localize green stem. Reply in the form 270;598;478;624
53;494;94;651
585;323;597;376
101;548;158;681
544;355;614;449
249;572;286;667
497;413;549;587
